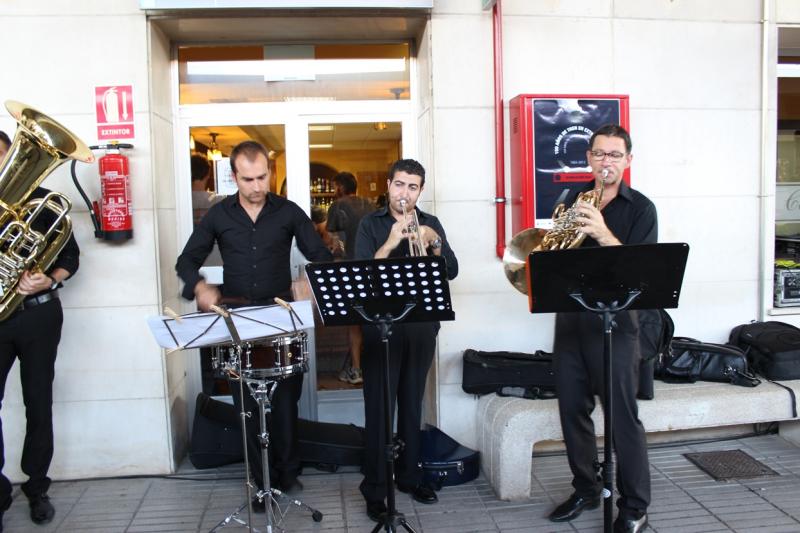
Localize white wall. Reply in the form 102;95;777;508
0;1;173;480
429;0;776;449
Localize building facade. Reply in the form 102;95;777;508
0;0;797;481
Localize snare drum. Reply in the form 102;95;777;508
233;331;309;380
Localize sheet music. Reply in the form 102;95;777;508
146;301;314;350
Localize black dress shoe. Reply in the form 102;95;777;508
614;512;648;533
29;493;55;524
548;493;600;522
397;483;438;504
366;500;387;522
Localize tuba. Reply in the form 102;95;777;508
503;170;608;294
0;101;93;320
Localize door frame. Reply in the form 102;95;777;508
173;100;417;421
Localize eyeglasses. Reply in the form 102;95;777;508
589;150;626;162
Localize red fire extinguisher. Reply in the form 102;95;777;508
71;142;134;241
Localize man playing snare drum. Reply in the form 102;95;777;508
176;141;332;505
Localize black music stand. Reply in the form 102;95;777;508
527;243;689;533
306;256;455;533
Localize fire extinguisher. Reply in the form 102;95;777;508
71;142;134;241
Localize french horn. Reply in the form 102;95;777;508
503;170;608;294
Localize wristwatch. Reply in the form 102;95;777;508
430;238;442;250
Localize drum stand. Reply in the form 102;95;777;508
208;312;323;533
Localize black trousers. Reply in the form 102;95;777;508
554;310;650;515
0;300;63;510
359;321;439;503
230;372;303;490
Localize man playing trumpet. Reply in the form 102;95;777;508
354;159;458;521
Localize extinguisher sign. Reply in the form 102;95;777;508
95;85;135;140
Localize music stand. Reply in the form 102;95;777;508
146;303;322;533
306;256;455;533
527;243;689;533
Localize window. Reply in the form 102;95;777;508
179;43;410;104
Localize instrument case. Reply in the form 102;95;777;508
189;393;243;469
297;419;365;471
420;425;480;490
461;349;557;399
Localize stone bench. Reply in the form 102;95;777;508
475;379;800;501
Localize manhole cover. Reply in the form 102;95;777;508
683;449;779;481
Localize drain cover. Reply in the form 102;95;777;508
683;449;779;481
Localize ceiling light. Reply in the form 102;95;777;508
186;58;406;79
207;132;223;161
374;122;388;131
309;125;334;132
309;144;333;149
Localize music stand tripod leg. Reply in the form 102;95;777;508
209;344;257;533
570;291;641;533
367;317;416;533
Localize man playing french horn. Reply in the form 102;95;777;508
354;159;458;522
547;125;657;533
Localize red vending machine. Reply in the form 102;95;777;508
509;94;630;236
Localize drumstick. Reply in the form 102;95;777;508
274;297;305;327
274;297;292;310
163;306;182;323
210;304;230;318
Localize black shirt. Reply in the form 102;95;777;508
176;192;332;303
326;195;375;259
565;180;658;246
354;206;459;280
33;186;80;293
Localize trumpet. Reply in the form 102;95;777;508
399;198;427;257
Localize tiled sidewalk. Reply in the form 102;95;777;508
4;434;800;532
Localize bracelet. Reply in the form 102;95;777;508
46;274;58;286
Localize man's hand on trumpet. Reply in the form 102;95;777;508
419;225;442;255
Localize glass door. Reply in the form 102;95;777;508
305;121;403;424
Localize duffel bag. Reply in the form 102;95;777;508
655;337;760;387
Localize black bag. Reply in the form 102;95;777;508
420;425;480;490
189;393;244;469
655;337;760;387
729;321;800;380
461;349;556;399
637;309;674;400
297;419;365;472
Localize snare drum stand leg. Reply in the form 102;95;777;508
253;379;279;533
252;378;324;530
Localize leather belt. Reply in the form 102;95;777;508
16;290;59;312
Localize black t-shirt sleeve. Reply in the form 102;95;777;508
175;206;218;300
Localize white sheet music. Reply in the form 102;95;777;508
146;301;314;350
